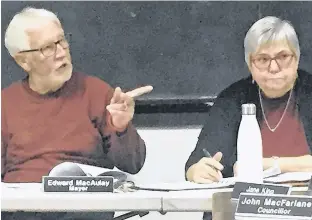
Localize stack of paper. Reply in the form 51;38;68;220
134;177;237;191
134;172;312;191
2;182;41;190
264;172;312;183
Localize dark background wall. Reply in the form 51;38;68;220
2;1;312;126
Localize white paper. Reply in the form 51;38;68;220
135;170;312;191
263;166;282;179
264;172;312;183
2;182;41;190
134;167;282;191
135;177;237;191
76;163;113;176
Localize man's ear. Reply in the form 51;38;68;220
14;53;31;72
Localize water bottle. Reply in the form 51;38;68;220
236;103;263;183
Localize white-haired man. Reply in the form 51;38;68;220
2;7;152;220
185;16;312;220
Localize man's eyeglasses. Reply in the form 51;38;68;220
251;53;295;71
19;37;69;57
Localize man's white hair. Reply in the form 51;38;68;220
4;7;60;57
244;16;300;65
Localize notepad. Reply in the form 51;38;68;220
134;177;237;191
134;171;312;191
133;167;282;191
264;172;312;183
2;182;41;190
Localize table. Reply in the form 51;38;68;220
162;188;233;212
1;183;163;212
2;183;309;220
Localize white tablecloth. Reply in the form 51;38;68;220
1;183;163;212
2;183;308;214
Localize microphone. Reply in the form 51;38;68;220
48;162;91;177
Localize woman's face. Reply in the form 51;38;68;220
249;41;299;98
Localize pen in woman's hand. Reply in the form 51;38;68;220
202;148;223;178
202;148;212;158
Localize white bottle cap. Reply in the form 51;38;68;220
242;103;256;115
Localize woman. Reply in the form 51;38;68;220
185;16;312;185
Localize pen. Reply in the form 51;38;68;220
202;148;223;178
202;148;212;158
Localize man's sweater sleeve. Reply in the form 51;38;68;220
102;85;146;174
1;94;8;179
1;129;8;179
105;118;146;174
86;75;146;174
185;90;241;178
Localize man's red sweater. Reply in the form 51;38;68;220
1;72;146;182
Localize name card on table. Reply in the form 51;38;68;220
42;176;114;192
232;182;291;200
235;193;312;220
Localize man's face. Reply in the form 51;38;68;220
249;41;299;98
17;20;73;92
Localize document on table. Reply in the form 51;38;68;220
134;170;312;191
264;172;312;183
134;177;237;191
2;182;41;190
133;167;281;191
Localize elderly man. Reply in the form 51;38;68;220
185;16;312;220
2;6;152;220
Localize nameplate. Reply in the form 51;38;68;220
42;176;114;192
235;193;312;219
232;182;290;200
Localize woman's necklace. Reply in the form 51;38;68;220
258;87;293;132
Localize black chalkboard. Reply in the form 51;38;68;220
2;1;312;102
